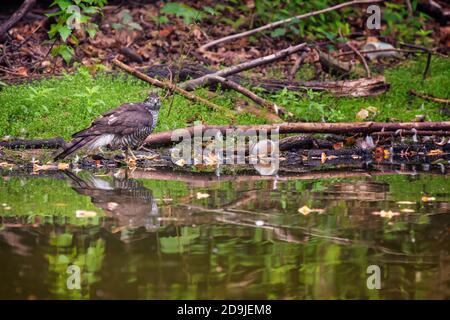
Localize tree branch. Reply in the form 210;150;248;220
144;121;450;146
199;0;385;51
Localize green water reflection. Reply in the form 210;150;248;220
0;170;449;299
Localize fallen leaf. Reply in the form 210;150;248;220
76;210;97;218
175;159;186;167
57;163;70;170
372;210;400;219
298;205;312;215
356;108;369;120
421;196;436;202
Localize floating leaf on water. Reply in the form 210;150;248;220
196;192;210;200
298;205;324;215
298;206;312;215
427;150;443;156
255;220;264;226
372;210;400;219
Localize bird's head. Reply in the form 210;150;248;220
144;92;161;111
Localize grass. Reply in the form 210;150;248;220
0;56;449;140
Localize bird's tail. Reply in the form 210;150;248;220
53;136;95;161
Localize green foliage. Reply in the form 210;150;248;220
111;9;142;31
160;2;217;25
47;0;107;64
210;0;434;45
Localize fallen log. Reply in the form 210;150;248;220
144;122;450;147
143;63;389;97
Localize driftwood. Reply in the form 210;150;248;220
143;63;389;97
0;0;36;42
199;0;384;51
112;59;235;118
181;43;308;90
144;122;450;147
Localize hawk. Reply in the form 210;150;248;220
54;93;161;160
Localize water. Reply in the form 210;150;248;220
0;169;449;299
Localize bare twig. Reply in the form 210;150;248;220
405;0;414;18
0;0;37;42
346;42;371;78
372;130;450;137
408;89;450;104
423;51;432;80
199;0;385;51
288;52;308;80
182;43;307;90
112;59;236;118
337;48;420;57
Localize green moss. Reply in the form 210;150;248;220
272;56;450;122
0;56;448;140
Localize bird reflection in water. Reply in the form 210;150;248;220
65;171;159;242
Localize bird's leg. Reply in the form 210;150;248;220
127;146;137;160
125;146;138;168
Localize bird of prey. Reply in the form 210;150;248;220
54;92;161;161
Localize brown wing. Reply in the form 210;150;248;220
72;103;153;138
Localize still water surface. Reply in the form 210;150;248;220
0;169;449;299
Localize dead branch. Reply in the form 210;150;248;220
408;89;450;104
119;47;143;63
206;75;292;117
143;63;389;97
144;121;450;146
372;130;450;136
0;0;37;42
199;0;385;51
305;75;389;97
288;52;308;80
346;42;371;78
417;0;450;25
181;43;307;90
112;59;235;118
337;48;420;57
